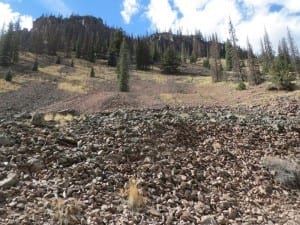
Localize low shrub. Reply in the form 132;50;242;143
236;81;246;90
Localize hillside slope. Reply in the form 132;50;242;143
0;53;299;118
0;105;299;224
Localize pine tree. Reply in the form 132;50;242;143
88;46;96;63
108;29;123;67
108;51;117;67
228;18;242;80
271;43;295;90
247;38;261;85
189;53;197;64
136;39;151;70
0;22;14;66
56;55;61;64
75;38;82;58
278;38;290;66
225;39;233;71
209;33;222;82
32;58;39;71
117;38;129;92
161;48;180;74
5;69;13;82
90;67;95;77
151;43;160;64
203;58;210;69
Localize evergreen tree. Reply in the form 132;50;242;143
75;38;82;58
203;58;210;69
247;38;261;85
0;22;14;66
160;48;180;74
108;51;117;67
88;46;96;63
56;55;61;64
225;39;233;71
5;69;13;82
278;38;290;66
151;43;160;64
108;29;123;67
189;53;197;64
90;67;95;77
270;44;295;90
117;38;129;91
136;39;151;70
32;58;39;71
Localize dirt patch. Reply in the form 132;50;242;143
0;81;70;118
1;54;299;117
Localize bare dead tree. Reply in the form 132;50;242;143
287;27;300;78
209;33;222;82
228;18;243;81
247;38;261;85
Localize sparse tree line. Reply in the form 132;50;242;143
0;15;299;91
210;18;299;90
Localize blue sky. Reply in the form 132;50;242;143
0;0;300;52
0;0;152;35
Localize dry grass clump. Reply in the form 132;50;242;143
0;79;19;93
43;113;74;125
48;198;86;225
119;178;146;210
262;157;300;189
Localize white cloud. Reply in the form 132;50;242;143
146;0;178;31
0;2;33;29
145;0;300;52
40;0;71;16
121;0;140;24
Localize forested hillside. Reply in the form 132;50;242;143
1;15;299;92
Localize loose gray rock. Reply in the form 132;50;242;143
0;173;18;189
201;215;218;225
0;134;14;146
27;157;44;172
31;112;45;126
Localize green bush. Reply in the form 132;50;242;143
90;67;95;77
271;70;295;91
236;81;246;90
5;69;13;82
270;52;296;91
56;56;61;64
203;58;210;69
32;59;38;71
190;54;197;64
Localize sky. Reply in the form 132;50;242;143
0;0;300;52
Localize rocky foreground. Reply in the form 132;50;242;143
0;104;299;225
